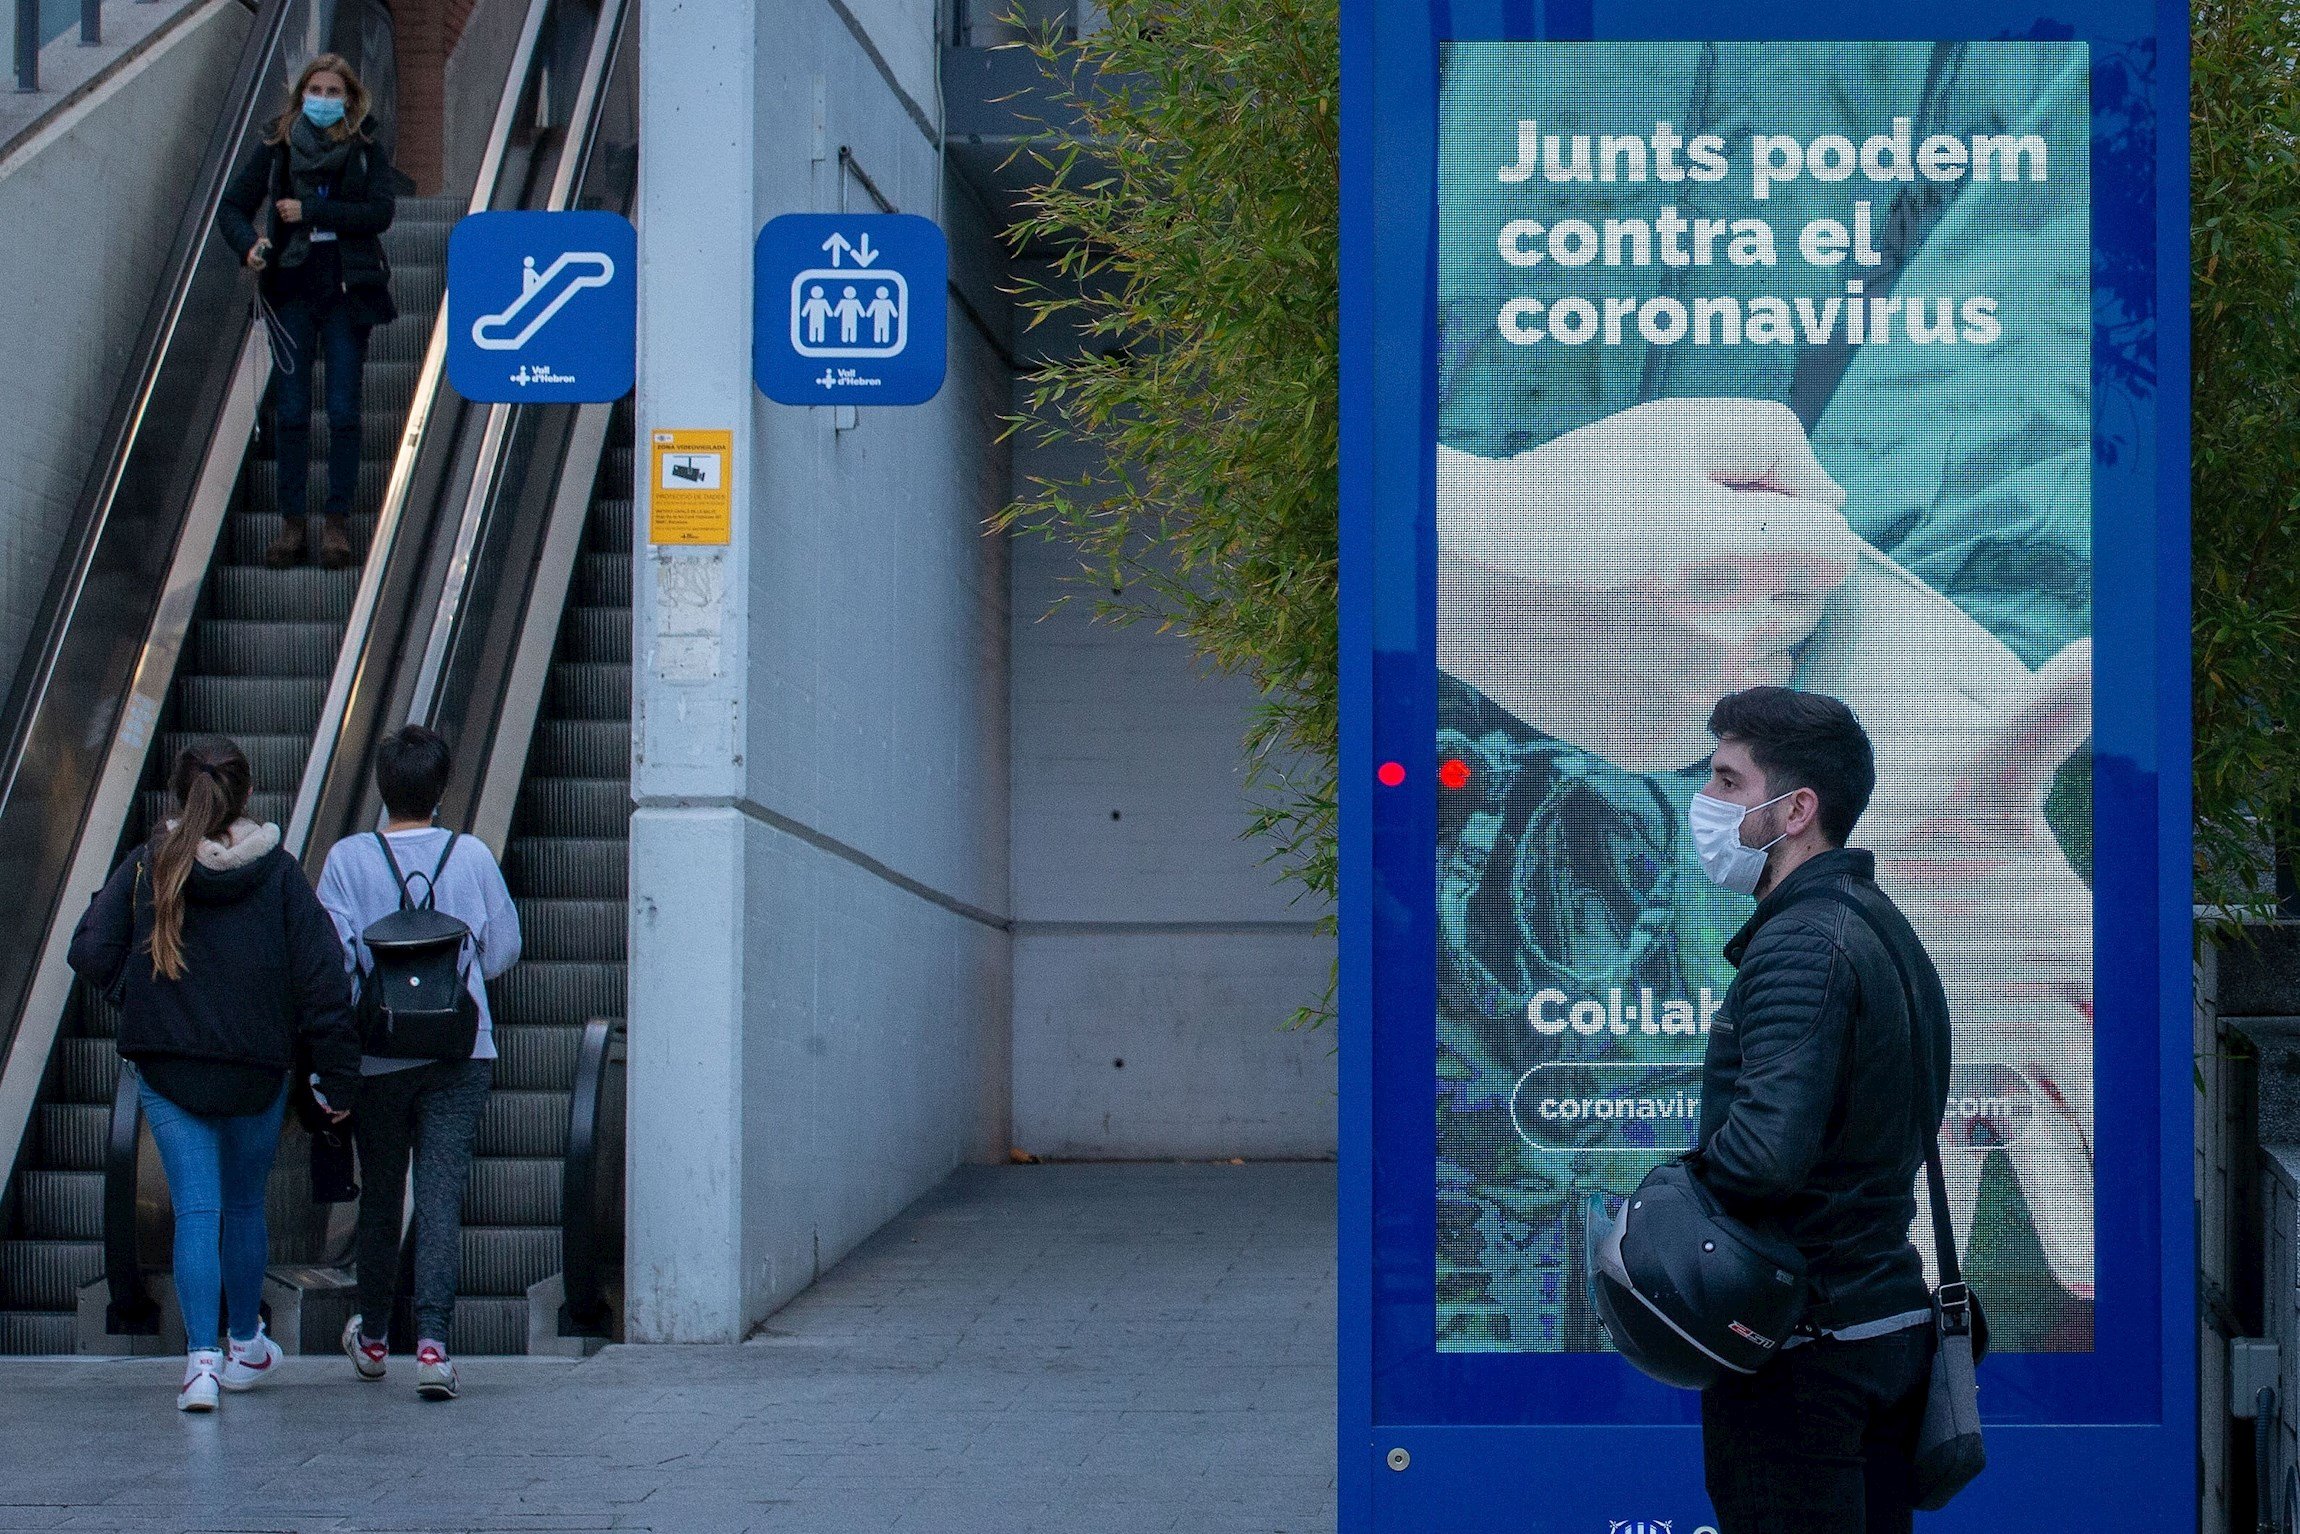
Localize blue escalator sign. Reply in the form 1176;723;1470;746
752;213;947;406
447;211;636;403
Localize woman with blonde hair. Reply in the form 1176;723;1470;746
68;738;362;1410
216;53;398;570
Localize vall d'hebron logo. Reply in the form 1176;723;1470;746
1609;1521;1720;1534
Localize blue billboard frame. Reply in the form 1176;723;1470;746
1338;1;2192;1529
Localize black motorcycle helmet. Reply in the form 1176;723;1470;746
1586;1161;1809;1388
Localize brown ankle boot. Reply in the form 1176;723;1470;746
317;515;354;570
262;518;307;568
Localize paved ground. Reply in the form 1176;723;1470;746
0;1163;1337;1534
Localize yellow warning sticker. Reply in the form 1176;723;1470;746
647;429;733;545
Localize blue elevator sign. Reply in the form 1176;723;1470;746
752;213;948;406
446;211;636;403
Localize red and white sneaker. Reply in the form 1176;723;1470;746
415;1342;458;1401
179;1350;221;1412
220;1322;281;1392
341;1314;386;1381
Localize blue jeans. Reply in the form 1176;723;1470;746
138;1075;286;1349
271;298;368;521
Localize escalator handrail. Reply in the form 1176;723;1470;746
100;1060;159;1335
281;0;557;862
560;1015;624;1336
0;0;305;1195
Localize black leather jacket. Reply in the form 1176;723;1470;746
1692;847;1952;1330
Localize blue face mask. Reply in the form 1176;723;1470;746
301;93;346;128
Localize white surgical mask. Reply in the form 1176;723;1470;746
1686;790;1794;896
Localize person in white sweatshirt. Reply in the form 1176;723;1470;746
315;725;519;1400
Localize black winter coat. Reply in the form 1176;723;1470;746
1692;847;1953;1331
216;123;398;328
67;827;362;1109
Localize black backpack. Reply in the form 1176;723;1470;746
358;832;478;1060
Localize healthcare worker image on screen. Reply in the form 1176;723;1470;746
1431;38;2096;1354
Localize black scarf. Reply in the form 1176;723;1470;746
275;114;359;269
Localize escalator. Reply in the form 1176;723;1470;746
0;195;455;1354
458;406;631;1352
0;0;636;1354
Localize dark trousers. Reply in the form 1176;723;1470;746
271;297;368;521
352;1058;492;1344
1701;1325;1934;1534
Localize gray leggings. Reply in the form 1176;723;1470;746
353;1057;493;1344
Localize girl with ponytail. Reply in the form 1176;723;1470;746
69;737;362;1411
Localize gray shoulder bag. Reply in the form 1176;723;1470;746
1799;885;1987;1509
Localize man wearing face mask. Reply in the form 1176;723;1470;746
1686;686;1954;1534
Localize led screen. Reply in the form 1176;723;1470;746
1433;40;2094;1355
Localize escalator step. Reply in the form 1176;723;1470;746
211;567;359;622
601;446;633;486
477;1090;570;1158
366;318;434;367
0;1311;76;1355
447;1295;528;1356
0;1240;101;1310
73;991;120;1042
52;1039;117;1104
489;1023;583;1091
173;677;329;740
586;497;633;551
513;900;626;963
238;461;391;520
558;607;630;665
459;1226;561;1297
516;779;630;839
138;788;293;836
488;962;625;1031
465;1157;561;1226
543;663;629;723
527;720;629;781
34;1105;106;1171
572;554;630;609
228;513;381;566
13;1171;100;1240
505;837;628;900
161;731;306;790
192;619;345;679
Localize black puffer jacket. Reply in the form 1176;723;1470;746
1692;847;1952;1331
215;121;398;328
67;822;362;1107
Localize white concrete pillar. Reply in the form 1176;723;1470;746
626;0;757;1344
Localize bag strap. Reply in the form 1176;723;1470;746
1783;885;1969;1311
423;831;460;910
372;829;458;912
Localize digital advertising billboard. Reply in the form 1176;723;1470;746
1340;4;2190;1531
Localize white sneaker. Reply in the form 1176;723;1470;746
342;1313;386;1381
220;1322;281;1392
179;1350;222;1413
415;1342;457;1401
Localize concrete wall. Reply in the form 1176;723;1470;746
0;0;247;701
627;0;1012;1342
1005;276;1337;1160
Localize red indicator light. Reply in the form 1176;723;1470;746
1377;761;1406;787
1438;758;1471;790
